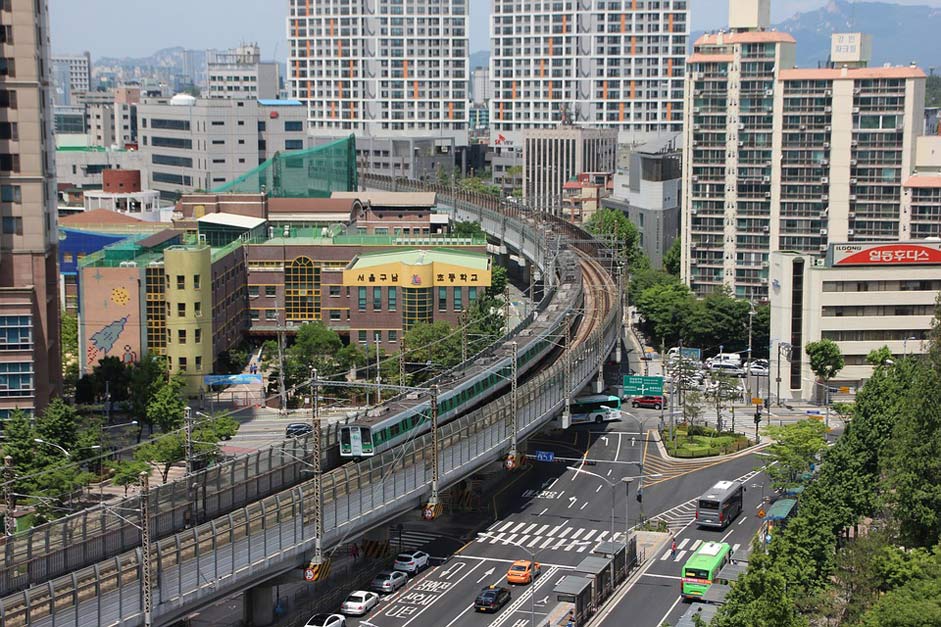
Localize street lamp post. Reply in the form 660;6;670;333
903;336;917;357
477;530;591;627
566;466;659;541
746;302;756;399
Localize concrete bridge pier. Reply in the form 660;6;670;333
244;584;275;627
595;363;604;394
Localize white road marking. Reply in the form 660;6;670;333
615;432;623;462
606;469;613;477
576;544;589;553
738;516;748;525
660;550;671;561
595;485;602;493
539;536;555;549
518;535;531;546
674;550;687;562
582;530;597;541
534;524;550;536
395;559;484;627
485;567;560;627
690;540;702;551
653;595;683;627
552;537;567;550
732;543;741;553
559;527;573;538
510;522;526;533
526;536;541;548
720;527;738;543
643;573;683;580
458;555;576;569
595;531;609;542
677;538;690;550
571;528;584;540
548;523;565;536
522;523;538;535
486;534;502;544
546;478;559;490
580;502;588;510
502;534;519;545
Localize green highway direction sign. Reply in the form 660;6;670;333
623;375;664;396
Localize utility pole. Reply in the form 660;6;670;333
184;406;194;526
277;326;287;415
140;471;153;627
563;314;572;429
309;367;323;564
398;350;406;386
747;303;755;400
508;342;519;459
503;284;511;334
426;385;440;516
375;340;381;405
461;310;468;364
3;456;15;536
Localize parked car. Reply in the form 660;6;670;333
393;550;430;574
475;586;512;612
506;560;541;584
710;362;746;378
304;613;346;627
631;395;666;410
339;591;379;616
370;569;408;593
749;363;769;376
285;423;313;438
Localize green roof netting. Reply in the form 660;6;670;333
212;135;358;198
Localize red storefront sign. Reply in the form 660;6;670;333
832;243;941;266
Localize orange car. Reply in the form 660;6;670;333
506;560;542;584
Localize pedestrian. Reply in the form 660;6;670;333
671;537;677;558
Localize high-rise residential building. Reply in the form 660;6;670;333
522;127;617;213
207;43;280;101
50;52;91;104
490;0;687;141
137;95;309;196
680;1;927;301
471;67;490;106
0;0;62;415
680;0;795;300
287;0;469;177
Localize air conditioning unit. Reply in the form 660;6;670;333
851;159;858;165
821;159;829;166
764;191;771;198
762;225;770;232
765;89;774;96
819;244;828;251
848;229;855;236
739;140;745;147
823;142;830;148
848;211;855;218
850;194;857;200
824;106;832;113
824;125;831;132
854;87;861;95
822;194;829;200
825;89;832;97
819;228;828;235
693;107;701;113
853;106;860;114
738;123;745;130
690;241;697;248
821;176;829;184
799;124;807;131
760;278;768;284
851;139;858;146
692;174;699;181
691;208;698;214
762;261;769;268
850;178;857;184
763;175;770;183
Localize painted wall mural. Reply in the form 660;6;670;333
81;267;143;371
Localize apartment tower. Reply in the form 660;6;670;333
287;0;468;145
0;0;61;415
490;0;688;141
681;0;795;299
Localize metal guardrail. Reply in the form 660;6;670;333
0;176;620;627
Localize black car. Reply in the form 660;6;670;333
475;586;511;612
285;423;313;438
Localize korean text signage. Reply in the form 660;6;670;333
832;243;941;267
623;375;664;396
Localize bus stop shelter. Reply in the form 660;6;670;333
676;603;719;626
701;582;731;605
553;575;594;625
574;555;615;606
592;540;633;583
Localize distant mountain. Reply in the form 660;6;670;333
96;46;190;70
693;0;941;69
470;50;490;71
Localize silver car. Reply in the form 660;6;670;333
340;590;379;616
370;569;408;593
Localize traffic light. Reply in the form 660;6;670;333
754;410;762;425
636;491;643;503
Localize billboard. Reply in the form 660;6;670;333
831;242;941;267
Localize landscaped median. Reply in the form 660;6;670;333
661;424;752;458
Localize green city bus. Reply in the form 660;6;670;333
680;541;732;599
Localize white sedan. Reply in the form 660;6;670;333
340;590;379;616
305;614;346;627
749;363;769;376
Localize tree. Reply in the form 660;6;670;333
866;345;894;366
663;237;681;276
488;264;508;298
805;339;845;388
763;420;828;490
128;354;167;440
35;398;80;451
751;304;771;360
106;459;151;497
135;433;185;484
146;375;186;433
633;281;695;346
91;356;131;403
584;208;648;271
629;269;680;305
403;321;462;378
926;74;941;109
452;220;485;239
707;371;740;432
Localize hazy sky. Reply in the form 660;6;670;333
49;0;941;59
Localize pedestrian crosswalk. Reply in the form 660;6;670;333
645;469;761;533
393;530;441;551
660;539;742;562
479;521;631;552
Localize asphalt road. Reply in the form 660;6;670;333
332;411;768;627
